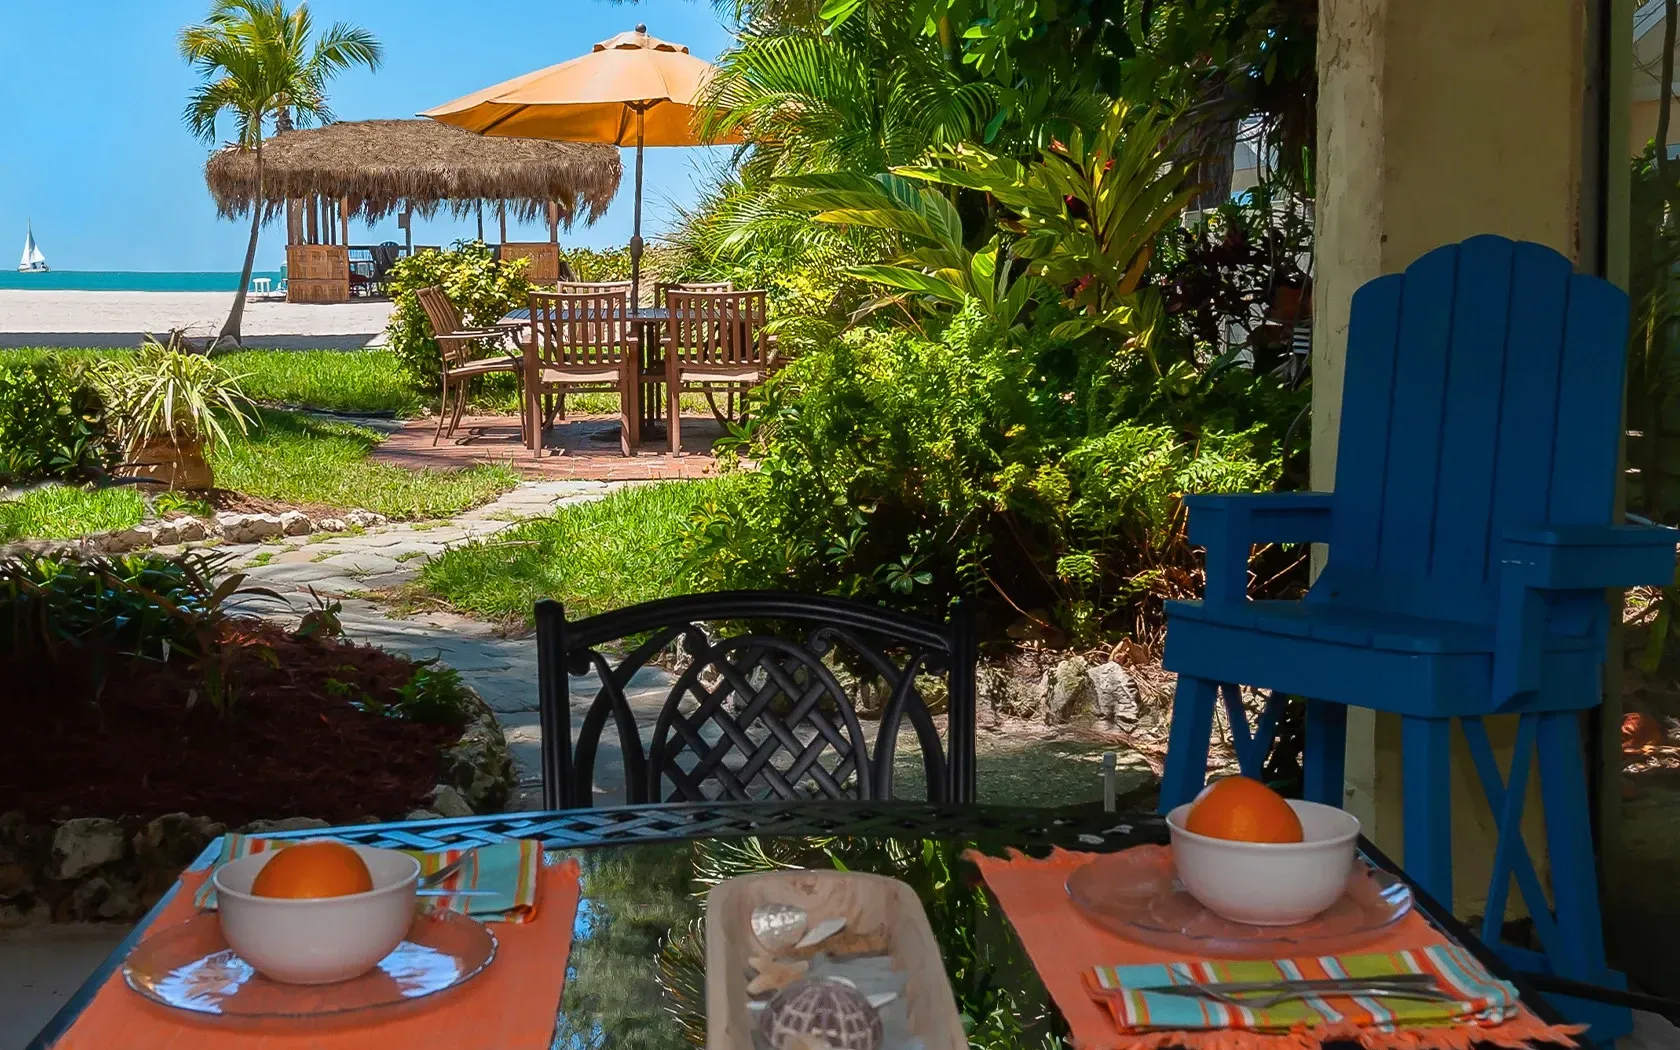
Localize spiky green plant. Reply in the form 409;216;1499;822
95;338;256;453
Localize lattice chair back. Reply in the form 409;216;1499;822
536;591;977;808
528;290;633;371
1318;235;1627;705
665;289;770;369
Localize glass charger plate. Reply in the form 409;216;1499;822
1065;847;1413;958
123;910;496;1021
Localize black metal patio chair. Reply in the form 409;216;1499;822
535;591;978;809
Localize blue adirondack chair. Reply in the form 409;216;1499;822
1158;235;1678;1040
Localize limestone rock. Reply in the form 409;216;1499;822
279;510;312;537
345;509;388;529
149;520;182;546
132;813;225;870
103;525;157;553
174;518;209;542
0;862;31;900
405;809;442;822
428;785;474;819
440;708;515;813
50;818;127;880
63;874;144;921
234;816;330;835
215;513;284;545
977;664;1041;719
1087;661;1141;728
315;517;349;533
1043;655;1094;725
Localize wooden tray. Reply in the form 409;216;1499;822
704;869;964;1050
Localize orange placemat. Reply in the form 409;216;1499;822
969;846;1582;1050
52;858;581;1050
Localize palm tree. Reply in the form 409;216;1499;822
180;0;381;348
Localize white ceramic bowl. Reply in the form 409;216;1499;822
213;843;420;984
1166;799;1359;926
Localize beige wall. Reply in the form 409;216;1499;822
1314;0;1587;916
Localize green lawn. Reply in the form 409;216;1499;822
213;408;519;520
2;347;712;420
222;350;426;416
0;485;145;542
417;478;722;623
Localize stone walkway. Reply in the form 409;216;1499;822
215;478;677;809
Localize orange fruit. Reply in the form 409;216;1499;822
1184;776;1304;843
250;842;374;899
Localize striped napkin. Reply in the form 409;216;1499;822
1086;946;1522;1034
194;835;544;923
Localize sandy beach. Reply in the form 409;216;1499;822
0;290;395;350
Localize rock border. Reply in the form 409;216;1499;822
98;508;391;552
0;689;515;927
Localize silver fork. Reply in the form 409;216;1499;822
1136;975;1458;1010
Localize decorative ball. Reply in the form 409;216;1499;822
760;977;882;1050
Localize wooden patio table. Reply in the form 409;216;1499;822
502;305;669;451
26;801;1573;1049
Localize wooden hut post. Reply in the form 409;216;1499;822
340;196;351;246
548;201;559;244
476;202;485;244
498;201;508;246
285;199;301;245
307;194;319;245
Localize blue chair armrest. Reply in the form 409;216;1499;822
1185;492;1335;603
1492;524;1679;700
1500;525;1679;590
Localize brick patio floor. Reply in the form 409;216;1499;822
371;413;721;480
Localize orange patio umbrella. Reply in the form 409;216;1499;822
422;25;739;307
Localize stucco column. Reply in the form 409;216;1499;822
1313;0;1589;916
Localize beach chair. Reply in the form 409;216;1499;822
1156;235;1679;1040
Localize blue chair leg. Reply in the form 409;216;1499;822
1302;698;1347;807
1534;712;1614;983
1400;716;1453;908
1160;676;1220;813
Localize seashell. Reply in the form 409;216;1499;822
793;916;847;950
752;902;810;952
760;977;882;1050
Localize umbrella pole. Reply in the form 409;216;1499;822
631;105;646;308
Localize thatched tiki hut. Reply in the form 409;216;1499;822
205;118;622;303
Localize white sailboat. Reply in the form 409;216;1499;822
18;222;47;272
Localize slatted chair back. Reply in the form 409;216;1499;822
1318;235;1629;637
536;592;978;809
665;289;770;370
556;280;633;297
416;286;476;368
655;280;733;309
528;291;633;371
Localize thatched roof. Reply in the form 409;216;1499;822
205;118;622;226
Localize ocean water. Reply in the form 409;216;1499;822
0;270;285;292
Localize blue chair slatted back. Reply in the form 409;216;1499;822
1316;235;1629;640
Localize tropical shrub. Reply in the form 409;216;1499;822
383;242;531;390
680;306;1300;642
0;359;118;484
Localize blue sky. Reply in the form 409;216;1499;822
0;1;736;272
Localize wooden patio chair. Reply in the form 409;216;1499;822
534;591;977;808
525;290;637;457
662;289;776;454
653;280;732;309
416;286;527;445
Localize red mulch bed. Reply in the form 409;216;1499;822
1;621;466;826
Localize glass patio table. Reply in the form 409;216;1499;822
25;802;1568;1049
